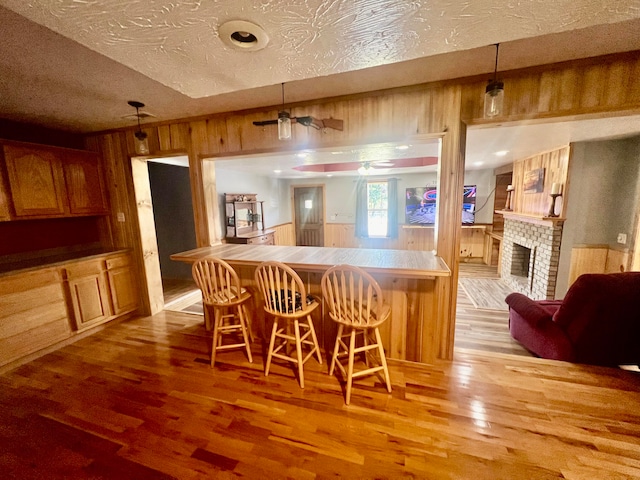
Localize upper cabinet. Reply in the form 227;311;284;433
64;150;109;215
0;142;109;220
3;144;68;217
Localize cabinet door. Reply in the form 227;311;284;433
107;266;138;315
68;273;111;330
3;145;68;217
0;159;11;221
63;150;109;215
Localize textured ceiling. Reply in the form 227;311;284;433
0;1;639;134
2;0;640;100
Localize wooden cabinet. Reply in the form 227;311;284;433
0;142;109;220
64;252;139;331
0;158;11;221
63;150;109;215
106;254;138;315
224;193;273;244
3;144;68;217
0;267;72;367
226;230;275;245
64;259;112;331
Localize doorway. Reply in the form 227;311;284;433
147;160;199;306
293;186;325;247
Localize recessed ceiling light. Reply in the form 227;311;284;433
495;150;509;156
218;20;269;51
273;169;282;173
395;145;410;150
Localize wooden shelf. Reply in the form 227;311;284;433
495;210;566;226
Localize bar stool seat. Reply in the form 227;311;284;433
192;257;253;367
254;261;322;389
321;264;392;404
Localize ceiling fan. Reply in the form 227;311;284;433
253;83;343;139
357;161;394;175
253;115;344;131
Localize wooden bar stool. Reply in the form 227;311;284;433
192;258;253;367
321;264;392;405
254;261;322;389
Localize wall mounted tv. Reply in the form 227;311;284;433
405;185;477;225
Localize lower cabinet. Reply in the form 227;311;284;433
0;267;71;367
65;259;112;331
106;254;138;315
64;252;138;331
0;251;139;368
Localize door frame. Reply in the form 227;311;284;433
291;184;327;247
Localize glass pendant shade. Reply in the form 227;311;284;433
484;80;504;118
134;130;150;155
278;111;291;140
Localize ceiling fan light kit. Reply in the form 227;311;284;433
484;43;504;119
128;100;150;155
254;83;345;139
278;110;292;140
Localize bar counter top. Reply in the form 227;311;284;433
171;244;450;279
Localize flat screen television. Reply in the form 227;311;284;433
405;185;476;225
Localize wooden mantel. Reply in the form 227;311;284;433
496;210;566;227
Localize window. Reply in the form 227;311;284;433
367;181;389;237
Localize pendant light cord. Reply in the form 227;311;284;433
281;82;285;111
493;43;500;82
135;106;142;132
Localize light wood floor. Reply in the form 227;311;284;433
455;262;532;357
2;311;639;479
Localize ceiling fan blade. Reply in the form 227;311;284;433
253;116;344;131
321;118;344;131
252;119;278;126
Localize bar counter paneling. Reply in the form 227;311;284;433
171;244;450;363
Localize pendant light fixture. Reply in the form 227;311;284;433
277;83;291;140
128;100;150;155
484;43;504;119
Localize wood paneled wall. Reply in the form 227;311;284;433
272;223;295;246
320;223;485;257
568;245;631;286
510;146;571;217
461;52;640;124
83;50;640;359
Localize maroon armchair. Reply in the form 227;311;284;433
505;272;640;366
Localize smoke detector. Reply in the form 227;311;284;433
219;20;269;51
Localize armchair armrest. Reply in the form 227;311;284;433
505;293;554;327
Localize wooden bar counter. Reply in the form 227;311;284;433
171;244;450;363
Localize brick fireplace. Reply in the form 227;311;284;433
501;216;564;300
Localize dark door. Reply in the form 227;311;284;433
294;186;324;246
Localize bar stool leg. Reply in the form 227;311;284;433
346;329;357;405
374;327;392;393
210;308;221;368
306;315;323;365
265;318;279;376
329;324;343;375
294;319;305;389
237;305;253;363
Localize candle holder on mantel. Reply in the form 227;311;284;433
547;183;563;217
504;184;514;211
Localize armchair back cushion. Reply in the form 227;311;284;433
552;272;640;366
507;272;640;366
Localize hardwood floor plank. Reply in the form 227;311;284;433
1;311;639;479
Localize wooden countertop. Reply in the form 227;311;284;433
0;248;131;277
171;244;450;279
